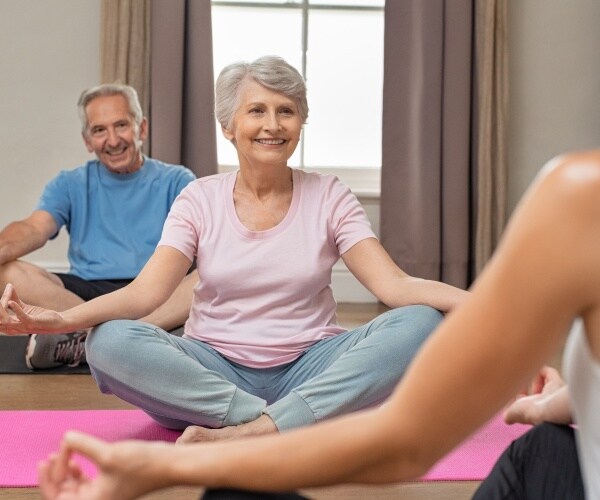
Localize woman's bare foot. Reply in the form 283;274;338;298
176;414;278;444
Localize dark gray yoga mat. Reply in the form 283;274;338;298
0;326;185;374
0;336;90;374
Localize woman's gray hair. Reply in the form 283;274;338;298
77;83;144;134
215;55;308;130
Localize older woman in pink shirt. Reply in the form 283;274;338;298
0;56;467;443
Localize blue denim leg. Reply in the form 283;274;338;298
86;320;266;429
264;305;443;431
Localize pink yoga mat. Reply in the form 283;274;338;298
0;410;179;487
0;410;529;487
421;414;530;481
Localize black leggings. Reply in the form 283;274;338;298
201;490;309;500
473;423;584;499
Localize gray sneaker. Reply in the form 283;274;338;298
25;332;87;369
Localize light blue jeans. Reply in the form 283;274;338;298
86;305;443;431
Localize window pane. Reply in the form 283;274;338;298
216;0;297;4
309;0;384;7
304;9;383;167
211;6;303;166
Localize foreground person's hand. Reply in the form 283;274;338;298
39;431;175;500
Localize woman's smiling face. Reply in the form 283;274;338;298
222;78;302;168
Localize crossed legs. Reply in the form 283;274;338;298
86;305;443;442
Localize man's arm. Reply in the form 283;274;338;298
0;210;57;265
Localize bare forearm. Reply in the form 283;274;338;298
342;239;469;313
60;247;191;330
0;222;48;264
160;410;423;491
381;277;469;313
61;282;168;330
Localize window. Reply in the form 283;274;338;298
211;0;384;195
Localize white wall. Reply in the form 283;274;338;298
507;1;600;210
0;0;101;268
1;1;599;302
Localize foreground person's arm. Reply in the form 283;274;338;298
40;151;600;499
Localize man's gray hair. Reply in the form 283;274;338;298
215;55;308;130
77;83;144;134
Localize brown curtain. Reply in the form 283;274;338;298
100;0;150;119
149;0;217;177
474;0;508;275
380;0;508;289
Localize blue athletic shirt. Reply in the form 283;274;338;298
36;158;195;280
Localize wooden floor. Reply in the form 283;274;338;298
0;303;479;500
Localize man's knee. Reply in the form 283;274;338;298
0;260;27;285
0;259;63;290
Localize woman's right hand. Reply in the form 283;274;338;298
0;283;70;334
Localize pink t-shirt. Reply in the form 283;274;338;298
158;168;376;368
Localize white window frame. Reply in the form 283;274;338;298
211;0;383;197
